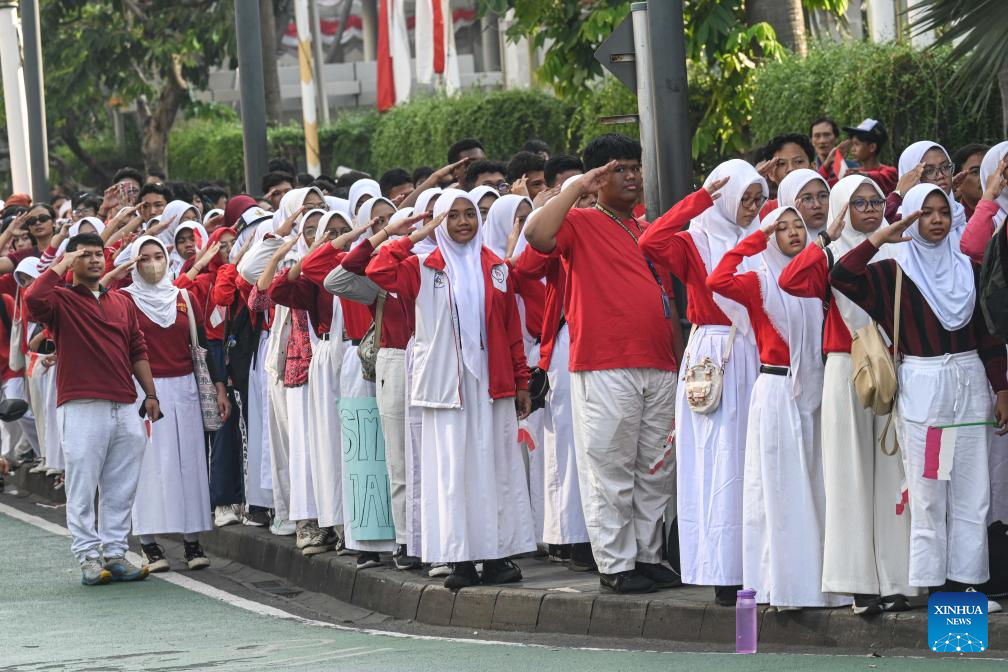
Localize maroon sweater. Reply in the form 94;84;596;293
25;269;148;406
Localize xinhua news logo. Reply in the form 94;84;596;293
928;591;989;653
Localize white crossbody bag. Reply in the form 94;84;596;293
681;324;736;415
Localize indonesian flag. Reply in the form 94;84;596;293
414;0;460;94
518;425;536;452
377;0;411;112
832;146;848;180
924;425;957;481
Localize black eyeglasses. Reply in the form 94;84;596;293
850;197;885;212
922;162;952;180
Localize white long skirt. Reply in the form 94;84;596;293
419;355;537;563
28;357;49;459
339;343;393;553
309;337;344;527
43;362;62;471
266;375;291;521
897;351;992;587
743;372;848;608
131;374;212;536
245;331;273;508
676;325;757;586
542;324;588;545
404;339;423;557
821;353;916;597
286;384;316;521
522;340;546;544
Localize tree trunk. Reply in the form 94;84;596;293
139;67;188;177
60;112;109;186
260;0;283;124
999;64;1008;138
746;0;807;57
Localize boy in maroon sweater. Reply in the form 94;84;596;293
25;233;160;586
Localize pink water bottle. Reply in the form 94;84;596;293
735;589;758;654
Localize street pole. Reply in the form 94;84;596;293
294;0;321;175
0;1;31;195
21;0;48;200
645;0;692;214
234;0;269;194
629;4;659;220
309;0;329;125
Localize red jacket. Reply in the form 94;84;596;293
367;236;530;399
25;269;148;406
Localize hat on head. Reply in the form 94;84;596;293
842;118;888;146
4;193;31;208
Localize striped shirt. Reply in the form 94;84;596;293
830;239;1008;392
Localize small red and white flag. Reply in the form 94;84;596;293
518;426;536;453
831;145;848;180
376;0;411;111
923;425;957;481
414;0;460;94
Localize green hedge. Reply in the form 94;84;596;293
750;41;1004;165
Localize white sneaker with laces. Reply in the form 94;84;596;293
214;505;241;527
428;563;451;578
270;518;297;536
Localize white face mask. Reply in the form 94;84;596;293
138;258;167;284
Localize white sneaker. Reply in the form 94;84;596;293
269;518;297;536
45;468;62;477
428;563;451;578
28;461;47;474
965;587;1002;613
214;505;241;527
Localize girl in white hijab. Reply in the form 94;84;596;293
365;189;537;590
707;206;847;610
156;200;200;249
960;141;1008;264
347;178;381;216
122;235;229;574
482;194;532;260
779;175;916;613
468;185;500;223
979;141;1008;226
412;188;443;255
831;182;1008;596
894;141;967;235
777;168;831;236
638;158;767;605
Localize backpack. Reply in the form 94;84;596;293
978;222;1008;340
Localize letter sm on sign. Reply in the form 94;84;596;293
339;397;396;541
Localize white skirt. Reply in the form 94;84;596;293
742;371;848;608
404;338;423;557
308;337;344;527
676;325;757;586
131;374;212;536
44;361;62;471
286;384;316;521
522;340;546;544
419;355;537;563
245;331;273;508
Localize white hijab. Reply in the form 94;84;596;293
757;206;823;413
14;256;40;287
776;168;830;235
827;175;894;333
158;200;200;248
980;141;1008;227
270;187;323;235
169;221;209;277
413;188;442;255
295;208;329;260
891;183;975;331
122;236;180;329
468;185;500;208
354;196;396;248
55;216;107;258
432;189;486;380
202;208;224;227
511;207;539;259
482;194;531;259
324;195;352;219
689;159;768;336
898;141;967;235
347;179;381;216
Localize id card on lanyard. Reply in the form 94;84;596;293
594;203;672;319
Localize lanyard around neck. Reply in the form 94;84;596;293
594;203;672;320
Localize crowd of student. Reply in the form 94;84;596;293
0;123;1006;616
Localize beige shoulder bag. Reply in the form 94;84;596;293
681;324;736;415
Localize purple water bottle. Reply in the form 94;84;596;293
736;589;758;654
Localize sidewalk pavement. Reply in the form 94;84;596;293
7;464;1007;652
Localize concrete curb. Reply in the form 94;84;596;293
9;465;1007;652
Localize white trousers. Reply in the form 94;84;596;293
131;375;212;536
308;337;344;527
339;344;392;552
743;372;849;608
245;332;273;508
821;353;916;596
897;351;992;587
28;358;51;459
570;367;677;574
377;348;408;545
59;399;146;562
266;375;292;521
404;340;423;557
287;383;316;521
43;362;62;470
676;326;757;586
541;325;588;545
419;356;536;563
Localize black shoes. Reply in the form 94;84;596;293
141;542;170;573
547;544;570;563
356;552;382;569
568;543;598;572
600;570;656;594
392;544;422;570
444;561;480;590
481;559;523;585
184;541;210;570
714;585;743;606
852;593;883;616
635;562;683;589
881;594;911;612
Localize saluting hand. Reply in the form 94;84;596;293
409;211;448;244
895;163;924;196
275;206;305;239
983;155;1008;201
824;203;849;243
868;210;920;248
704;176;730;200
580;160;620;194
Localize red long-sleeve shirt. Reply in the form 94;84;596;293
366;236;530;398
778;243;852;354
512;246;565;370
300;243;371;340
268;267;333;338
959;198;1003;265
342;239;414;348
638;188;733;327
818;162;898;194
25;269;148;406
705;232;790;367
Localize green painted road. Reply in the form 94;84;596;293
0;505;1004;672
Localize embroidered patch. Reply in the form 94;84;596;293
491;265;507;292
177;300;188;314
433;271;446;288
